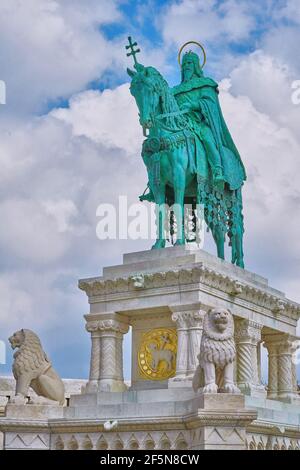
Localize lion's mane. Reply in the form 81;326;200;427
199;310;236;369
12;329;50;380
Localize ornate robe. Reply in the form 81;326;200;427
172;76;246;190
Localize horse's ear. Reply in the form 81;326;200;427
127;67;136;78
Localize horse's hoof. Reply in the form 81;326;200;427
151;240;166;250
174;240;185;246
236;260;245;269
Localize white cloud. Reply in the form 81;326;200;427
274;0;300;24
52;84;142;155
160;0;256;47
219;54;300;300
42;199;79;233
228;51;300;136
0;81;149;378
0;0;123;113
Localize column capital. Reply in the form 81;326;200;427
85;313;129;335
235;319;262;343
170;304;205;329
277;335;299;355
263;333;299;352
171;310;205;329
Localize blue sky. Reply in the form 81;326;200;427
0;0;299;381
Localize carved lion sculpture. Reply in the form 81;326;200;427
9;329;65;405
193;308;240;394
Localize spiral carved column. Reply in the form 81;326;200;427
277;337;298;401
235;319;265;396
263;333;300;403
263;342;279;400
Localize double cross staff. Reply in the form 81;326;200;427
125;36;141;68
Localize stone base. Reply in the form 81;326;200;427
276;395;300;405
5;403;64;419
192;393;256;450
198;392;245;410
168;376;193;388
1;403;64;450
197;394;254;450
238;383;267;398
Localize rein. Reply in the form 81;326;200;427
155;109;189;120
153;108;189;133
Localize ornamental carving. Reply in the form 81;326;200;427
138;328;177;380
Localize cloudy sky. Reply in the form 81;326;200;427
0;0;299;380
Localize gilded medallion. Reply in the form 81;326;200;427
138;328;177;380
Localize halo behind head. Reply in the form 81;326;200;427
178;41;206;69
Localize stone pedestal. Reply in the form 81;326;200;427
190;394;257;450
1;403;64;450
1;246;300;451
79;247;300;399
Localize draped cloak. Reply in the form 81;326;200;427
172;76;246;191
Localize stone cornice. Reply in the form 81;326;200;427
247;420;300;439
2;416;300;440
0;418;50;433
79;264;300;322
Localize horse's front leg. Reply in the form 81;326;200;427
152;184;166;249
231;189;244;268
232;230;244;268
212;226;225;260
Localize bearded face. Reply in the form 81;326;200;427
182;56;195;82
211;309;230;333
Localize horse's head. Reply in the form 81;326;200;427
128;66;163;130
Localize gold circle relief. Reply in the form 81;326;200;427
138;328;177;380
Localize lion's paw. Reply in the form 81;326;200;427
29;396;59;405
203;383;218;394
223;383;240;394
10;395;27;405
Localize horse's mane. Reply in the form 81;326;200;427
134;66;188;130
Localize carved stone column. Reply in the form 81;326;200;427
171;311;189;381
186;311;203;378
85;323;102;392
235;319;266;396
169;305;204;386
291;340;300;395
277;336;300;402
263;333;300;403
263;341;279;400
277;338;294;400
85;314;129;393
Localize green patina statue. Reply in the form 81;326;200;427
126;37;246;268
